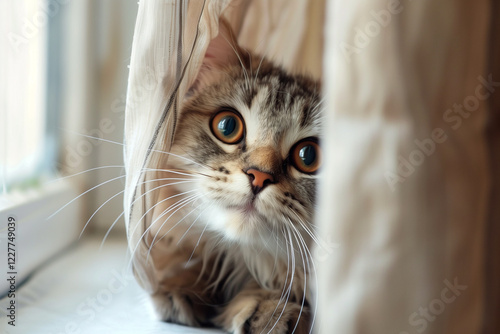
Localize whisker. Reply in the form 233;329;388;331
185;212;211;268
175;198;212;247
60;129;213;171
174;147;216;172
150;195;210;249
127;190;199;255
253;48;267;86
144;194;204;262
220;34;251;91
46;174;126;221
48;165;125;183
289;210;322;248
98;179;197;248
129;189;198;238
80;189;125;240
263;226;294;334
100;176;198;240
47;164;202;223
269;226;297;334
143;198;202;264
127;193;201;270
290;222;318;334
289;223;308;334
143;167;211;178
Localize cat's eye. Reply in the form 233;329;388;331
291;139;321;174
210;110;245;144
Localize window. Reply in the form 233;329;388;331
1;1;54;191
0;0;134;298
0;0;80;296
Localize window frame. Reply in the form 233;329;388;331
0;0;93;295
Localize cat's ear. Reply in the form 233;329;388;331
203;19;243;69
187;19;246;95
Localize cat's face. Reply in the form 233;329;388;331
167;60;322;249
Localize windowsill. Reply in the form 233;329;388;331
0;179;81;296
0;236;224;333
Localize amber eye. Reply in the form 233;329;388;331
291;139;321;174
210;110;245;144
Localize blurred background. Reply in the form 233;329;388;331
1;1;498;333
1;1;138;238
0;2;144;298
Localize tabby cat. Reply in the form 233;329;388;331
145;20;322;333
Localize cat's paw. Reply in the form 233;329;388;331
242;299;310;334
150;291;205;327
217;295;310;334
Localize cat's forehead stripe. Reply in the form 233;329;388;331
242;87;271;145
261;73;318;124
243;85;257;108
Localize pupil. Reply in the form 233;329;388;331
218;116;236;136
299;145;316;166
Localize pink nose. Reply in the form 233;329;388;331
245;168;274;195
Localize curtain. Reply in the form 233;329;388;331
124;0;498;333
317;0;494;333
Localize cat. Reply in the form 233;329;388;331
144;19;323;334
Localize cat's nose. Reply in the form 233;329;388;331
245;168;275;195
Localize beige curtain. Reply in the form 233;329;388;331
124;0;498;332
317;0;498;333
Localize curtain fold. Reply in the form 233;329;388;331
485;1;500;331
317;0;490;333
124;0;231;292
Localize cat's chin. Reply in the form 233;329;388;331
226;208;267;241
227;201;259;216
204;202;272;245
